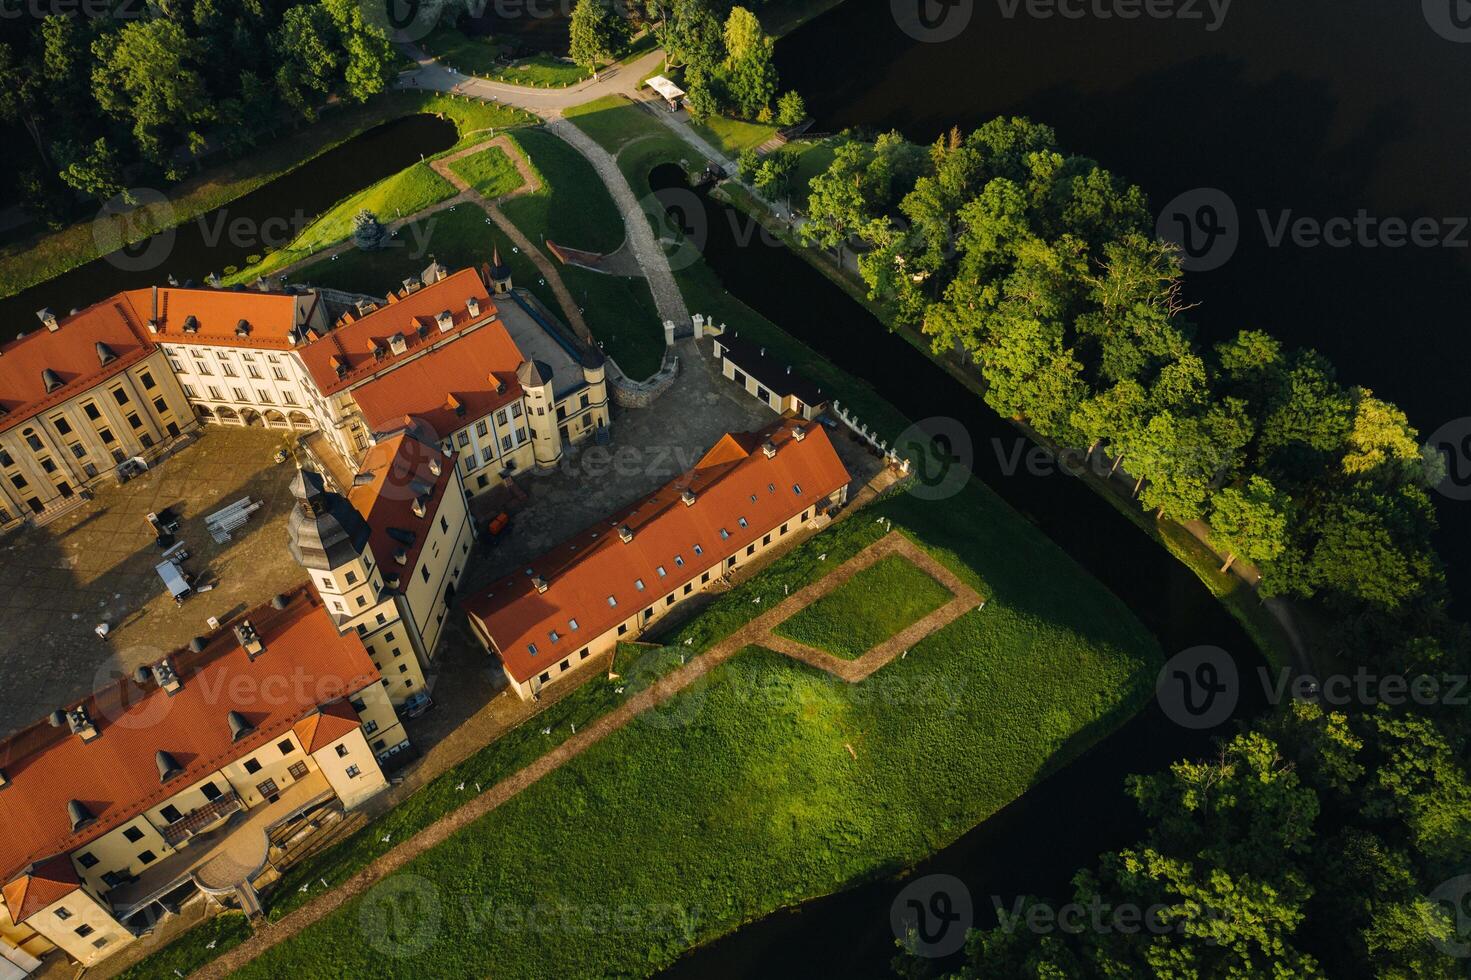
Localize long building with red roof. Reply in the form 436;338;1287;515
0;587;406;967
465;418;851;699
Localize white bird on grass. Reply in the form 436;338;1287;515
456;781;465;791
541;726;552;735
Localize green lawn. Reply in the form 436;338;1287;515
232;479;1160;979
449;145;526;200
420;26;590;87
691;114;780;157
565;94;675;155
774;553;954;658
224;163;458;284
112;912;251;980
0;91;535;300
288;206;566;324
499;128;623;254
560;265;664;379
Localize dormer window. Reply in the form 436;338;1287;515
656;566;666;577
719;529;729;540
694;544;704;556
674;555;684;567
793;484;803;495
527;642;538;656
738;517;749;528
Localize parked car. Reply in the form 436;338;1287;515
401;692;433;719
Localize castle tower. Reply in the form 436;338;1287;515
516;359;561;470
286;467;383;619
487;247;513;296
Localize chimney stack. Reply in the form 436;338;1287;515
234;620;264;659
36;309;58;332
618;525;634;543
533;576;549;594
681;489;697;507
467;296;481;318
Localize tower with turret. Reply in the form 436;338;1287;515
487;247;513;296
286;468;383;622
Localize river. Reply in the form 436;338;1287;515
774;0;1471;611
0;114;458;336
653;165;1267;977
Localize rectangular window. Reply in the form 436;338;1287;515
336;745;349;758
123;826;144;843
569;618;579;631
83;403;100;421
153;397;168;413
127;414;142;430
137;850;156;865
496;409;508;426
77;852;99;868
501;435;512;452
70;444;84;459
75;924;95;938
159;806;182;824
52;417;71;435
345;765;361;779
55;907;72;920
277;738;294;755
607;595;617;607
457;432;470;447
99;428;115;444
476;420;489;436
244;758;262;774
288;761;309;780
112;388;129;405
694;544;703;556
140;371;156;390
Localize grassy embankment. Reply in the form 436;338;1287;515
0;92;536;301
774;552;954;659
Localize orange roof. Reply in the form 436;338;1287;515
3;856;80;924
0;298;155;435
466;420;851;683
120;286;317;350
0;587;378;885
347;428;459;591
298;269;498;396
292;699;361;754
350;321;526;438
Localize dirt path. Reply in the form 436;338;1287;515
192;527;973;978
426;137;595;345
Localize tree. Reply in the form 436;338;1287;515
569;0;629;75
1207;475;1288;573
722;5;764;64
55;138;128;205
802;141;872;251
324;0;398;101
725;34;777;117
776;90;806;127
0;40;48;167
662;0;724;75
753;149;797;202
91;19;213;164
273;4;341;117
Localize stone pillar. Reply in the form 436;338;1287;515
663;320;676;346
692;314;705;340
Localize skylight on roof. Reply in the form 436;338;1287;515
635;578;645;591
607;595;618;607
570;618;580;631
694;544;704;555
719;529;729;540
528;643;539;656
656;566;666;577
793;483;803;494
675;555;684;567
738;517;749;528
549;630;560;643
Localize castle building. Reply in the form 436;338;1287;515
0;260;612;528
465;419;852;700
0;588;403;968
287;422;475;708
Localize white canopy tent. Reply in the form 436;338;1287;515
647;75;686;110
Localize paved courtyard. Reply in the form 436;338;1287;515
0;426;307;737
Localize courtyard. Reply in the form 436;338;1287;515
0;426;307;736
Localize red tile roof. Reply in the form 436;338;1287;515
347;428;459;591
0;298;155;435
298;269;499;396
465;420;850;683
2;855;80;924
120;286;317;350
350;322;526;439
0;587;378;886
292;699;361;754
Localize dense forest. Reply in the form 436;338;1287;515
800;120;1471;977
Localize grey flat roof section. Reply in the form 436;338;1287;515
497;300;584;399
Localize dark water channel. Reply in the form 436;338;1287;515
0;114;457;336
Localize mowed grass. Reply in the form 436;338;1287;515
449;145;525;200
232;478;1162;979
420;26;591;87
224;163;457;283
565;94;674;155
774;553;953;658
499;128;623;254
112;912;250;980
691;114;780;156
